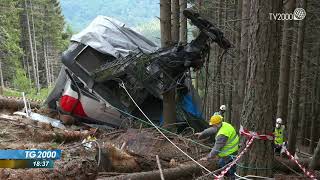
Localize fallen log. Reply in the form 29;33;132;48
0;96;41;111
31;128;96;142
95;154;320;180
274;156;320;173
99;160;218;180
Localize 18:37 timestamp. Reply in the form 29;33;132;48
30;160;53;168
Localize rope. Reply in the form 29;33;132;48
87;82;277;173
235;163;273;170
234;173;273;180
214;137;255;180
119;81;215;175
283;148;317;180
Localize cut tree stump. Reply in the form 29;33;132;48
98;143;141;173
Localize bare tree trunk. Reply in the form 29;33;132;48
276;0;296;125
160;0;176;130
215;0;223;112
301;59;310;145
309;69;320;153
288;0;306;155
179;0;187;44
238;0;281;177
46;42;52;86
171;0;179;44
24;0;37;90
50;56;54;83
43;41;49;87
30;0;40;93
232;0;250;128
0;61;4;95
160;0;172;47
25;55;32;87
310;138;320;170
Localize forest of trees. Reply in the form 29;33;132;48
160;0;320;177
0;0;71;97
0;0;319;177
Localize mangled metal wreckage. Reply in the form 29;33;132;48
45;9;231;131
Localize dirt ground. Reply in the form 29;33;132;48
0;107;211;179
0;106;318;180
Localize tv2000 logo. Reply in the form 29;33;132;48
25;150;57;159
269;8;306;21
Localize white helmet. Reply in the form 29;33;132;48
276;118;282;124
220;105;226;111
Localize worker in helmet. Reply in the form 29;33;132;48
195;114;239;176
209;105;226;124
274;118;287;155
214;105;226;117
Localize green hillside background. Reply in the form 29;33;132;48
60;0;161;44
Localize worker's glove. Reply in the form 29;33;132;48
280;142;287;154
194;133;201;139
200;157;208;161
282;142;287;148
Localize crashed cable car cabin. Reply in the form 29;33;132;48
44;9;231;131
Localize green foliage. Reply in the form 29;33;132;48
13;68;32;93
60;0;162;44
0;0;23;82
4;86;53;101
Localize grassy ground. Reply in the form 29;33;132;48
2;87;52;101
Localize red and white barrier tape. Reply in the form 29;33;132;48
240;125;274;141
283;148;317;180
214;137;255;180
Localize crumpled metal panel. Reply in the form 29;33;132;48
71;16;158;58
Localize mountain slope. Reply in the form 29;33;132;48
60;0;160;31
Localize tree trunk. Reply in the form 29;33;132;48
0;61;4;95
179;0;187;44
301;61;310;145
171;0;179;44
0;96;41;111
160;0;176;129
43;41;50;87
309;69;320;153
229;0;241;126
50;56;54;83
232;0;250;128
160;0;172;48
30;0;40;93
310;138;320;170
215;0;223;112
276;0;296;125
25;55;32;87
46;42;52;86
238;0;281;177
288;0;306;155
24;0;37;90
